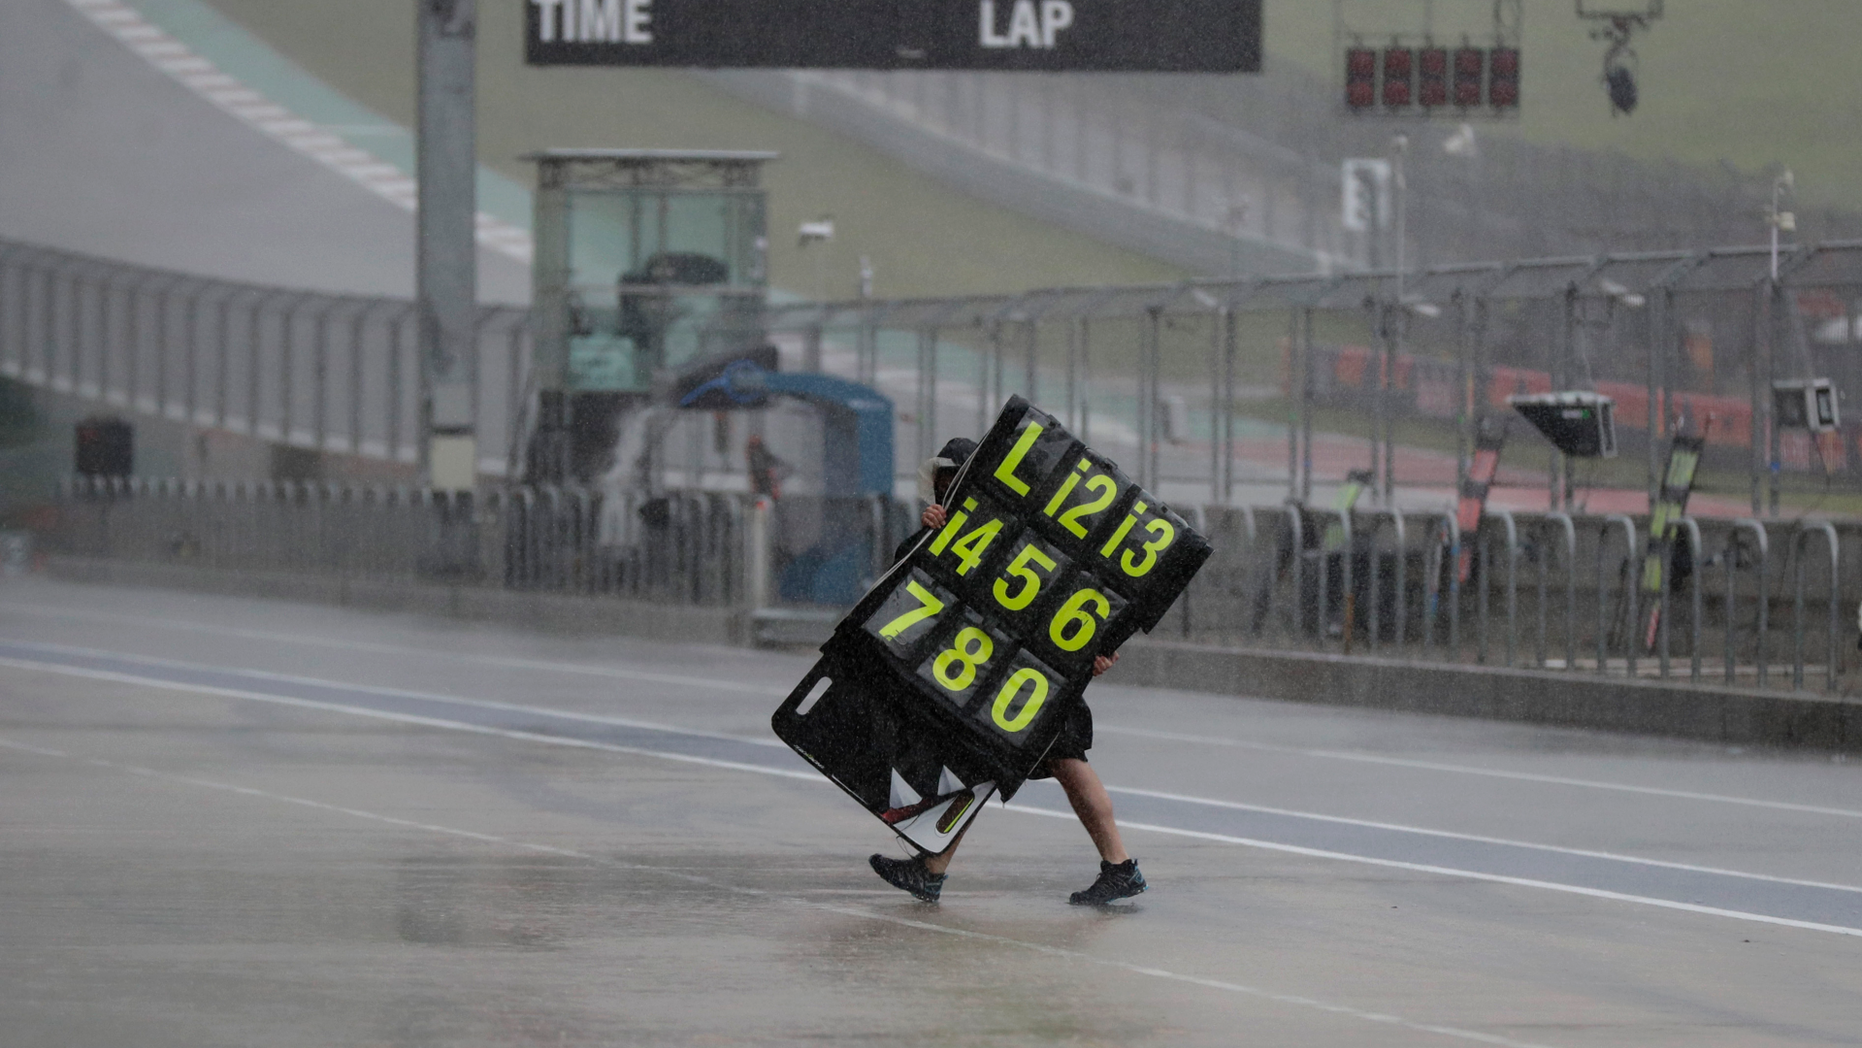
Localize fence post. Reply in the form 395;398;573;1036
747;496;771;616
1726;519;1770;686
1543;513;1577;671
1674;517;1704;682
1488;510;1518;667
1793;521;1840;692
1597;515;1638;676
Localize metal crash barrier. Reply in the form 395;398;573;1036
48;480;1861;692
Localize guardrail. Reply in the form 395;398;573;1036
49;478;1858;692
0;241;530;475
1184;503;1856;692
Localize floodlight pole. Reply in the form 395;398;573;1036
1384;134;1409;506
416;0;478;493
1764;169;1793;516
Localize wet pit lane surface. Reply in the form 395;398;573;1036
2;578;1860;1047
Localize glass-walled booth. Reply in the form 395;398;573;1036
527;149;776;482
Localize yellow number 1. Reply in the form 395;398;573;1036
878;580;945;639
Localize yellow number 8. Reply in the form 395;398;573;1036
991;668;1049;732
933;627;994;692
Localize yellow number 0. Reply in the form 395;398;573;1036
991;668;1049;732
933;627;994;691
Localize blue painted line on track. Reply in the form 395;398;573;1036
4;636;1859;934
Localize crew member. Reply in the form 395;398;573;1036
868;437;1147;906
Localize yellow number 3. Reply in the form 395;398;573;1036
1120;519;1176;578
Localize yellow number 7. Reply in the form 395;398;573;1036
877;580;945;639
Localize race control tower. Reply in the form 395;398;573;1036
524;149;777;482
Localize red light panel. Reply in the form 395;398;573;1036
1418;47;1448;107
1382;48;1413;107
1345;47;1376;108
1453;48;1484;106
1489;47;1520;108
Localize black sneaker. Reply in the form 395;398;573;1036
1069;859;1147;905
869;853;946;903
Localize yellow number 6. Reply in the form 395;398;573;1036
1049;588;1110;651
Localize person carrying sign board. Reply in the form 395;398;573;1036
867;437;1147;906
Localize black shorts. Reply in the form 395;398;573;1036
1025;700;1092;778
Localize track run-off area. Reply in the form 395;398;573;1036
2;577;1859;1046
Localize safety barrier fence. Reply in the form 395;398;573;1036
9;235;1862;518
52;476;745;607
51;479;1857;692
0;240;531;476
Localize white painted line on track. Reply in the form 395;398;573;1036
8;600;1858;819
1096;784;1862;896
1001;802;1862;939
1097;724;1862;820
0;637;788;747
0;603;789;697
58;0;532;262
0;655;815;782
0;735;1561;1048
3;648;1859;940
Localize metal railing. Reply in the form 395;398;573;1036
768;241;1862;512
11;234;1862;520
0;240;530;476
50;479;1858;692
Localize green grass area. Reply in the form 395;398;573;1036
1269;1;1860;211
197;0;1187;301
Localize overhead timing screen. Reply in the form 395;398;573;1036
524;0;1262;72
772;397;1212;855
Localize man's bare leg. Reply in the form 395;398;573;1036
1047;757;1129;863
922;826;967;875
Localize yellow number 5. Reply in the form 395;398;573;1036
878;580;945;639
993;544;1057;611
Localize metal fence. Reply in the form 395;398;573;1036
0;239;531;477
773;241;1862;513
49;477;1860;692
